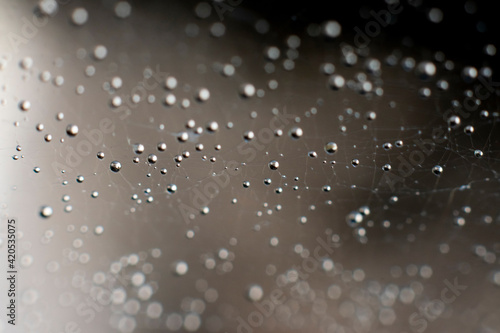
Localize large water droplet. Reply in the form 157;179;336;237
110;161;122;172
40;206;53;218
66;124;79;137
325;142;338;154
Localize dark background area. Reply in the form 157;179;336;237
229;0;500;74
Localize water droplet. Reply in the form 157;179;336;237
38;0;58;16
178;132;189;142
210;22;226;37
66;124;79;137
289;127;303;139
416;61;436;79
174;261;188;275
19;100;31;111
346;211;363;227
247;284;264;302
71;7;88;25
328;74;345;89
111;96;122;107
167;184;177;193
323;20;342;38
269;160;279;170
222;63;235;76
20;57;33;70
132;143;144;154
462;66;478;83
365;111;377;120
40;206;53;218
157;142;167;151
94;226;104;235
148;154;158;164
464;125;474;135
432;165;443;176
480;110;490;119
243;131;255;141
325;142;338;154
39;71;51;82
206;121;219;132
196;88;210;102
93;45;108;60
448;115;461;128
454;217;466;226
110;161;122;172
114;1;131;18
265;46;281;61
428;8;443;23
436;80;449;90
165;93;176;106
485;44;497;56
111;76;123;89
240;83;256;97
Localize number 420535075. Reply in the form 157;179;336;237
7;219;16;269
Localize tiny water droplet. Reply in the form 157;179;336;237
148;154;158;164
269;160;279;170
66;124;79;137
432;165;443;176
110;161;122;172
247;285;264;302
325;142;338;154
167;184;177;193
290;127;303;139
40;206;53;218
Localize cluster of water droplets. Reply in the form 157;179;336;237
2;0;500;332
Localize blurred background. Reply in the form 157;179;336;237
0;0;499;332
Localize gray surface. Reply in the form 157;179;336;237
0;1;499;332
